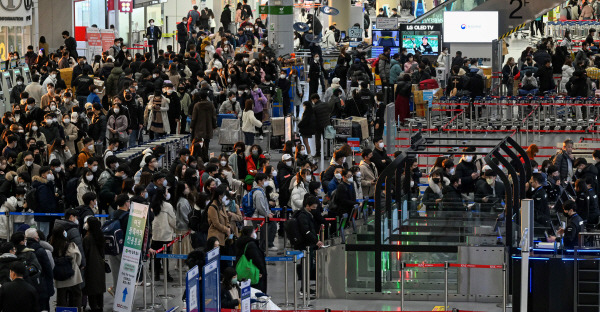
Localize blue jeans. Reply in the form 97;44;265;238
37;221;50;237
129;128;140;147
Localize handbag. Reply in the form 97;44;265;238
235;244;260;284
324;125;336;139
53;255;75;281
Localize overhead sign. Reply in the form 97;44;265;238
400;23;442;32
349;26;362;39
119;0;132;12
113;202;149;312
376;17;398;30
240;280;251;312
186;266;200;312
259;5;293;15
0;0;33;26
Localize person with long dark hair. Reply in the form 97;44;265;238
50;224;83;310
235;226;267;292
82;217;105;312
175;181;194;255
221;266;241;308
207;184;232;243
150;186;176;281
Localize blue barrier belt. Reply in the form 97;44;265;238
8;212;110;217
153;254;297;261
155;253;188;259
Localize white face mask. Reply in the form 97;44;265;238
251;232;257;239
220;160;227;167
54;167;62;173
306;175;312;182
114;108;120;114
449;167;455;175
166;193;171;200
285;161;292;167
378;142;385;149
150;22;155;26
280;74;286;79
464;155;473;162
31;126;38;131
46;173;54;181
356;172;362;178
163;179;168;187
342;157;347;163
335;173;342;180
86;174;94;181
63;118;70;124
301;150;307;156
17;81;23;85
92;165;98;172
410;180;415;187
46;119;53;125
272;170;277;177
347;177;354;183
222;197;230;206
25;161;33;167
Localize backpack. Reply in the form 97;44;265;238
236;243;260;284
25;188;38;212
53;254;75;281
241;188;265;217
188;208;204;232
284;210;304;249
101;212;129;256
328;190;339;213
17;252;41;287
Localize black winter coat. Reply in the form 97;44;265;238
335;182;357;214
298;103;316;136
26;238;54;299
0;278;39;312
295;209;320;250
441;185;464;210
455;159;478;194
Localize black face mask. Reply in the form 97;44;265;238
563;211;570;218
432;178;441;184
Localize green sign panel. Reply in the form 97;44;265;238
259;5;293;15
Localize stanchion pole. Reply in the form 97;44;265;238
178;235;183;288
444;261;449;310
293;254;298;310
315;244;319;299
400;262;405;311
264;217;269;257
503;263;507;312
163;244;168;297
305;247;311;307
302;250;307;307
137;260;151;310
150;256;156;307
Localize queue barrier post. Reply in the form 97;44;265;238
400;262;405;311
150;256;157;308
265;217;269;257
280;247;290;306
503;263;507;312
302;249;307;308
159;244;175;299
5;212;10;242
293;253;298;310
136;260;152;311
177;235;184;288
444;261;449;311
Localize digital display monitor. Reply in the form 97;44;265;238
371;47;399;59
443;11;498;43
402;34;440;55
372;30;400;47
0;62;6;71
4;74;12;89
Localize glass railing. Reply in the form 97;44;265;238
412;0;493;24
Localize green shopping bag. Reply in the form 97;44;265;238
235;244;260;284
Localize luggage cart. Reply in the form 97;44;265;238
219;118;241;152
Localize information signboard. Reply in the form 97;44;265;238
186;266;200;312
202;247;220;312
112;202;149;312
240;280;251;312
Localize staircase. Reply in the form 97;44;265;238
411;0;566;39
577;259;600;312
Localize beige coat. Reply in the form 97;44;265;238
359;160;378;198
241;110;262;133
144;95;170;132
55;242;83;288
63;122;79;153
207;202;230;243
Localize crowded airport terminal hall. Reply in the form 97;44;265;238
4;0;600;311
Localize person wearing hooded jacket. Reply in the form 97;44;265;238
0;196;17;239
235;226;267;292
54;209;86;268
455;147;479;198
0;243;19;285
389;53;403;84
25;228;54;312
322;78;346;103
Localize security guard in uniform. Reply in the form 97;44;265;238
528;173;551;229
549;200;584;248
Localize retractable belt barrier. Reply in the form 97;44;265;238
7;212;109;217
221;310;485;312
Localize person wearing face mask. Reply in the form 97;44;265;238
190;90;217;150
77;167;99;207
99;164;130;214
441;175;465;211
545;165;563;202
249;83;268;140
548;200;584;248
235;226;267;291
221;266;242;308
245;144;265;180
150;186;176;281
455;147;480;199
54;208;86;268
290;169;311;212
371;137;392;173
350;166;364;200
74;192;98;233
9;76;25;105
307;53;324;98
41;70;58;92
0;196;18;241
219;91;242;117
146;19;162;61
0;254;41;311
241;99;263;146
31;167;59;236
106;101;128;147
525;173;552;229
228;142;248;180
146;172;168;200
333;168;357;220
169;148;191;177
359;148;379;199
474;170;506;213
207;184;232;249
146;89;170;139
17;152;40;178
574;158;600;194
423;170;447;211
40;82;56;110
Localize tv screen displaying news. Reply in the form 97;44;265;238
402;34;440;55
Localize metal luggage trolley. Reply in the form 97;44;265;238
332;118;351;149
219;118;241;152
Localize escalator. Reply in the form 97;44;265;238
411;0;565;39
